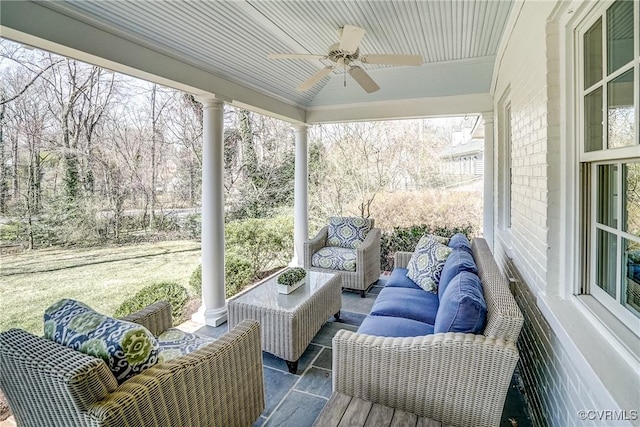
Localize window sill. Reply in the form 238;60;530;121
537;293;640;414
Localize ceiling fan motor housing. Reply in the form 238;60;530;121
327;43;359;63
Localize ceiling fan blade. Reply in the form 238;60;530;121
339;25;366;53
360;54;423;66
348;66;380;93
297;66;333;91
268;53;326;60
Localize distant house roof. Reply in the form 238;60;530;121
441;138;484;158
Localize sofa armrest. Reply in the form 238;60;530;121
332;329;519;427
393;251;413;269
119;300;173;336
87;320;264;427
304;226;328;268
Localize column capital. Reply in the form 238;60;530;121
292;123;311;132
481;111;494;123
196;94;230;108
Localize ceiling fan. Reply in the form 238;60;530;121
268;25;423;93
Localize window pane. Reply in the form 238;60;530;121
585;17;603;88
624;162;640;236
596;228;617;297
585;88;603;152
598;164;618;228
607;0;634;75
623;238;640;317
607;70;635;149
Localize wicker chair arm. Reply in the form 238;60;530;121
393;251;414;269
304;226;328;268
0;328;118;423
119;301;173;336
87;320;264;427
356;228;381;277
332;329;519;427
356;227;380;253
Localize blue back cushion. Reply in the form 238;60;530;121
438;249;478;299
434;272;487;334
448;233;472;255
384;267;422;290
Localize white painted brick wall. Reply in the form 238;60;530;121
492;2;634;426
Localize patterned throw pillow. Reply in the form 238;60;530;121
406;238;453;293
44;299;159;383
157;329;215;362
415;234;450;249
326;217;372;249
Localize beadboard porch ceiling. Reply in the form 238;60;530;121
0;0;513;123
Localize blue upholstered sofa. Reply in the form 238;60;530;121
358;233;487;337
328;236;525;427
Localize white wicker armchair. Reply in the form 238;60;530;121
304;217;381;297
0;301;265;427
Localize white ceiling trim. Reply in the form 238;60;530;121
306;93;493;124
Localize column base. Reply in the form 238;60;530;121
191;306;228;327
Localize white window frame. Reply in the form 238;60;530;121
576;0;640;330
497;88;512;236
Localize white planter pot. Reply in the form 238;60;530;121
277;279;305;294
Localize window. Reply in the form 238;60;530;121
580;0;640;325
498;91;512;232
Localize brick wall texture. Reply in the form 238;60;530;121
493;2;604;426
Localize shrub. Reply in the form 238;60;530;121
189;252;254;299
189;264;202;295
225;253;254;297
380;224;475;271
114;282;189;323
225;216;293;277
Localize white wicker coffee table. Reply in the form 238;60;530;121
228;270;342;373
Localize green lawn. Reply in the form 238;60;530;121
0;240;201;335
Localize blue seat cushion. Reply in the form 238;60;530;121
371;287;439;325
448;233;473;255
358;315;434;337
438;249;478;299
434;272;487;334
384;267;421;290
311;246;357;272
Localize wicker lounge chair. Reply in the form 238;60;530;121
304;216;381;297
0;301;265;427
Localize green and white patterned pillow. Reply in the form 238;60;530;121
415;234;450;249
406;238;453;293
44;299;159;383
157;328;215;362
326;217;372;249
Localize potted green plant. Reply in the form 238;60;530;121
276;267;307;294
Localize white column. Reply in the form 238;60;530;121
290;124;309;267
193;97;227;326
482;112;495;251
